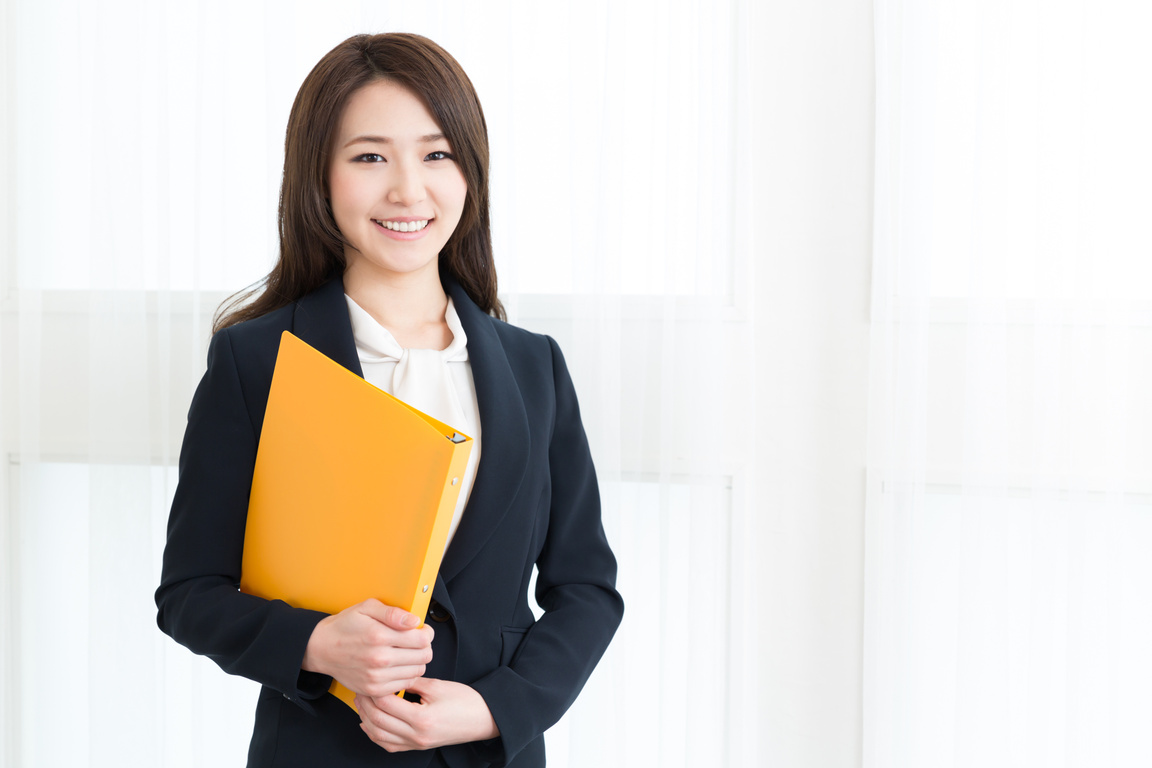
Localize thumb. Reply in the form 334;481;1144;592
358;599;421;629
401;675;437;699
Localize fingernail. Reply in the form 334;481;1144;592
404;612;419;627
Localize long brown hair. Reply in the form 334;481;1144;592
214;33;504;333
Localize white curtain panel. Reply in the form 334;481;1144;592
1;1;758;766
867;1;1152;767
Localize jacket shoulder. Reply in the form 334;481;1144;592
205;302;298;424
212;300;304;385
491;315;551;350
489;316;560;372
216;301;295;353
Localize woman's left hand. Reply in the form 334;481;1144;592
354;677;499;752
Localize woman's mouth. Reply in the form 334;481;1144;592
373;218;430;233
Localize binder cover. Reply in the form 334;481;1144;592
240;331;473;710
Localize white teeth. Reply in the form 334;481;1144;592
376;219;429;232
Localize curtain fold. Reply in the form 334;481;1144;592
867;2;1152;766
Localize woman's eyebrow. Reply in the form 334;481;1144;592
342;133;446;148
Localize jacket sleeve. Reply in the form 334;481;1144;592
469;336;625;765
154;328;332;710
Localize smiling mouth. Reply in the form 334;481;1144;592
373;219;431;233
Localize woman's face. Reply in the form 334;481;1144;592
328;79;468;283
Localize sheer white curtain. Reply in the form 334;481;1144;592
866;1;1152;766
1;1;758;766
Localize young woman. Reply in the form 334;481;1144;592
155;33;623;768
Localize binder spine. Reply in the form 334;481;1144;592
408;441;472;621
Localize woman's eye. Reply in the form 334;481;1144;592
355;153;385;163
426;151;454;162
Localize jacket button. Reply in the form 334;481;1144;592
427;600;451;623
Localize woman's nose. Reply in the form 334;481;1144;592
387;163;425;206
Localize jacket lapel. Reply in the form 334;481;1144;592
289;277;364;378
288;275;531;586
438;278;530;583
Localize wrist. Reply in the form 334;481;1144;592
467;685;500;741
301;614;334;674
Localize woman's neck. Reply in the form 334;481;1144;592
343;262;452;350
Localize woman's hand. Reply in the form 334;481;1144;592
354;677;499;752
302;598;434;698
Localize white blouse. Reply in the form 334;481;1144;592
344;294;482;552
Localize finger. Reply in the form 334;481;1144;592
397;675;438;699
358;599;422;631
370;663;427;683
355;693;386;717
356;695;401;731
359;715;408;750
358;667;427;698
360;648;426;672
381;625;434;651
359;722;415;753
373;686;426;722
363;624;433;653
359;694;417;738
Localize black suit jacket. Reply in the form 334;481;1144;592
155;275;623;767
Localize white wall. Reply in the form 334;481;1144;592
752;1;874;766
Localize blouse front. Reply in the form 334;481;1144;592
344;294;481;550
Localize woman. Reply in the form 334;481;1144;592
155;33;623;768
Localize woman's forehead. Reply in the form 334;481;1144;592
335;79;444;144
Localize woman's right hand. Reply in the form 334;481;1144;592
301;598;434;698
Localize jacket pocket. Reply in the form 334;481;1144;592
499;626;530;667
